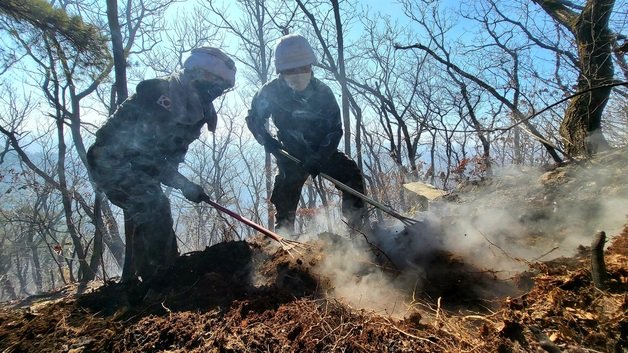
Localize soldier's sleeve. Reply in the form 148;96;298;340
160;167;190;190
245;88;273;145
316;85;343;159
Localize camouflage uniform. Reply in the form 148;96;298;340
87;78;216;279
246;76;366;232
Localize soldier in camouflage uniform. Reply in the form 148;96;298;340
246;34;366;235
87;47;236;280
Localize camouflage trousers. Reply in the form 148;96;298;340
271;151;367;233
87;147;178;280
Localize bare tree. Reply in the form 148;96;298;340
396;0;566;164
181;110;247;246
233;127;270;230
347;14;435;186
295;0;360;156
203;0;296;230
0;0;180;283
532;0;617;156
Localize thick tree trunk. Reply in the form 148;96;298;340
534;0;615;156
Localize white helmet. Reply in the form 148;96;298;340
183;47;236;88
274;34;317;73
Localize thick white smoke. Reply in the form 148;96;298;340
307;151;627;316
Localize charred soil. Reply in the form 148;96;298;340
0;149;627;353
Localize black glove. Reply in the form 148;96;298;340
303;157;322;177
263;134;283;153
181;181;205;203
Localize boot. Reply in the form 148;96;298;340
275;217;295;237
346;207;371;236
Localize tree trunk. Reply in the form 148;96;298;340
55;116;92;282
27;232;43;292
1;275;17;300
106;0;128;104
534;0;615;156
14;254;28;296
101;201;124;267
88;193;105;279
353;100;364;170
331;0;351;156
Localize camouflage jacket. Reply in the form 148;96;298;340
246;76;342;161
89;78;215;184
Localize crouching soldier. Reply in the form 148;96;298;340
245;34;367;235
87;47;236;280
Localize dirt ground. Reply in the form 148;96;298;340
0;150;627;353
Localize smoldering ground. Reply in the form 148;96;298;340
292;150;627;317
2;150;626;353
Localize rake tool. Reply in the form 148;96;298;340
198;193;308;255
276;149;420;227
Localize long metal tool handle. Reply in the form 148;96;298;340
277;149;419;225
199;194;284;243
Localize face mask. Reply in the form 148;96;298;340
283;72;311;91
193;80;225;103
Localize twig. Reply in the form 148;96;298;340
581;348;608;353
462;315;498;325
532;247;560;262
352;224;401;275
474;227;529;265
380;318;444;348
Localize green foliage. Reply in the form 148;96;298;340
0;0;110;68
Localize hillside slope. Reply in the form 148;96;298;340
1;148;626;353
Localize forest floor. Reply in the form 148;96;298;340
0;147;626;353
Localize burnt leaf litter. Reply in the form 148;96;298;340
1;148;626;353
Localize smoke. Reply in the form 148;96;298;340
306;151;627;316
314;234;408;316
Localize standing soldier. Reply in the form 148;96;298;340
246;34;367;235
87;47;236;280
